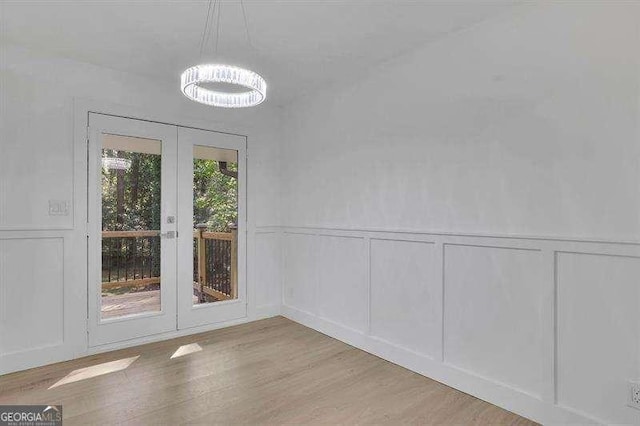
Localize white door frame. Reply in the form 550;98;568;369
74;99;249;353
177;126;247;329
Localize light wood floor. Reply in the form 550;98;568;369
0;317;536;425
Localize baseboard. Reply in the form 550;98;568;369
282;304;598;425
0;345;78;376
1;307;282;375
87;315;252;355
253;303;281;320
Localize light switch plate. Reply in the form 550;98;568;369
48;200;70;216
628;381;640;410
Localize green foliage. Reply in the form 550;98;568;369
102;150;237;232
102;150;161;231
193;159;237;231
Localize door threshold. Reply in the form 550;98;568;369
87;314;250;355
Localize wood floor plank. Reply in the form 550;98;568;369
0;317;537;425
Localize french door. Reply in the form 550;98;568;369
177;127;246;329
87;113;246;347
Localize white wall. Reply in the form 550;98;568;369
0;44;283;373
282;2;640;242
280;3;640;425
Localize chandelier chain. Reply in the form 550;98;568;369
199;0;255;59
198;0;214;60
240;0;255;50
214;0;222;56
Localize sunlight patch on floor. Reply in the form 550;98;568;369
48;356;140;389
170;343;203;359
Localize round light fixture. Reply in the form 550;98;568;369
181;64;266;108
102;157;132;171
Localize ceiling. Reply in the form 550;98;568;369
0;0;520;107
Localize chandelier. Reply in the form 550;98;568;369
181;1;266;108
102;157;132;171
181;64;266;108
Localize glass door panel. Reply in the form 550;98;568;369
177;127;246;329
192;145;238;306
100;135;162;319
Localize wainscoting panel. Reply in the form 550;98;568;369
443;244;546;400
283;233;318;315
253;232;282;312
280;225;640;425
0;237;64;356
556;252;640;425
370;238;440;358
317;235;367;333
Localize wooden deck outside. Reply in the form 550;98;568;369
101;290;198;319
100;227;238;318
101;290;161;318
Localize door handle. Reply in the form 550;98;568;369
161;231;176;239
